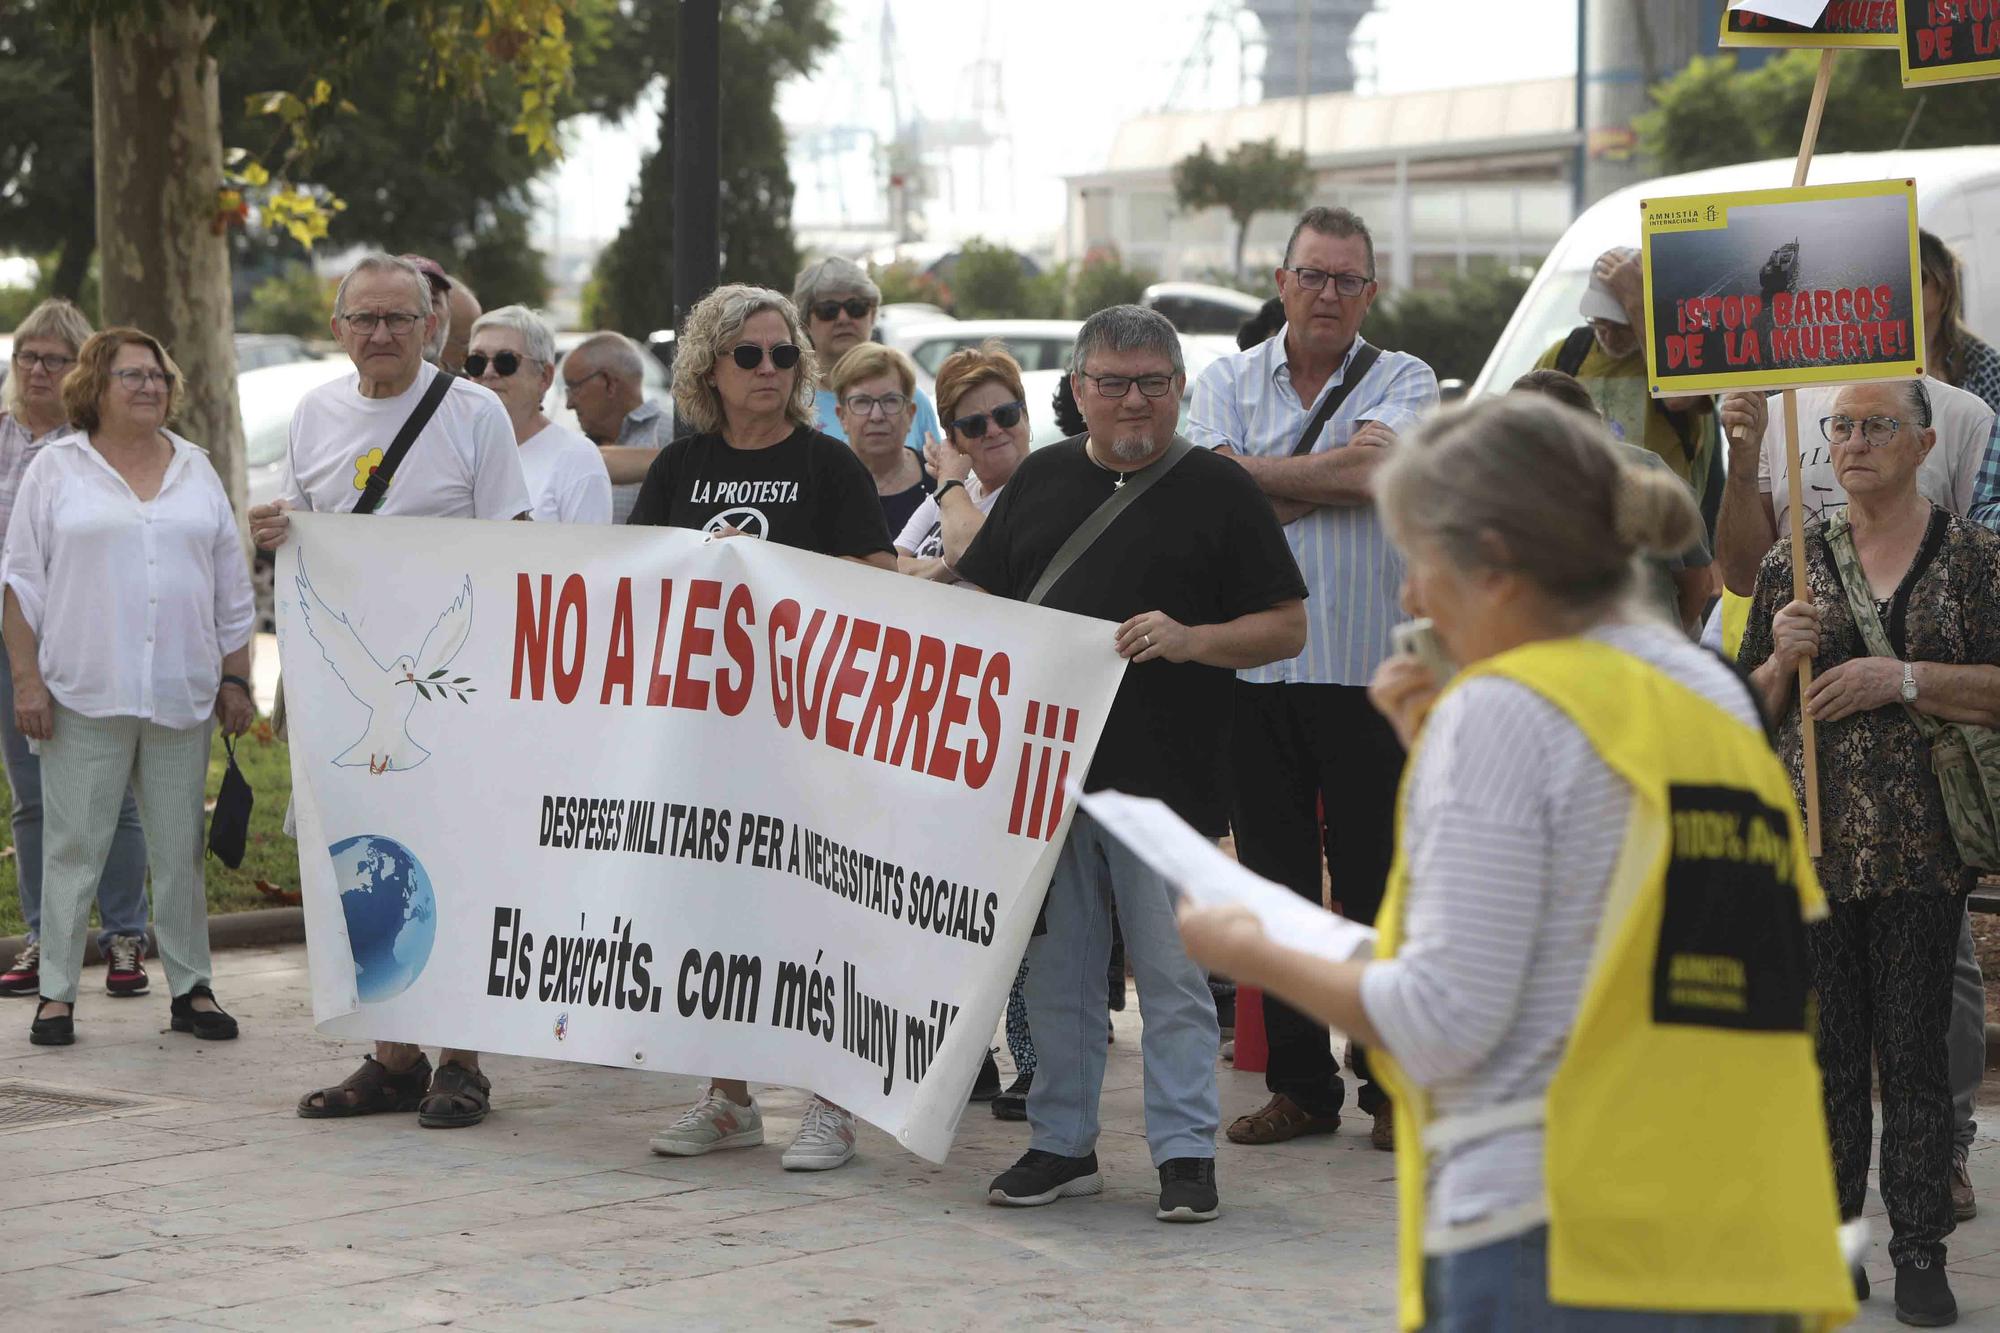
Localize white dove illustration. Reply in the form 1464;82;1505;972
296;560;474;774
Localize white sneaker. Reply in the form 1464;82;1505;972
781;1096;857;1172
649;1089;764;1156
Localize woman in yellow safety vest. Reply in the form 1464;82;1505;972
1180;395;1853;1331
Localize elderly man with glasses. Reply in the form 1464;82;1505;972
793;256;942;451
1184;205;1439;1156
563;331;673;524
247;251;530;1132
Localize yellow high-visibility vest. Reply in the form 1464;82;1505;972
1370;637;1853;1330
1721;589;1752;660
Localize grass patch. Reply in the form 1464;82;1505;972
0;722;298;938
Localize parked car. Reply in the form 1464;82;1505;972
1018;336;1229;449
888;319;1082;379
234;333;322;373
875;302;951;346
1141;282;1265;337
240;356;354;627
1470;146;2000;398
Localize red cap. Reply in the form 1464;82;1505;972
399;253;452;294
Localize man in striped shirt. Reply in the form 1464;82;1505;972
1186;205;1439;1152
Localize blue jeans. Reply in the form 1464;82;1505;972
1025;810;1219;1166
0;653;148;948
1421;1226;1804;1332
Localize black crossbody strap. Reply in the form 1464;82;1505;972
1291;343;1383;456
1026;435;1196;607
353;370;455;515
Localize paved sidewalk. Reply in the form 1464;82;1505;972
0;944;1994;1330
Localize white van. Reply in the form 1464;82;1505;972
1469;147;2000;399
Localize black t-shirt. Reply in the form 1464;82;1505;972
879;468;936;537
626;427;894;558
955;441;1307;834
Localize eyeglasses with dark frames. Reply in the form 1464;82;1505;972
812;298;875;322
731;342;803;371
464;351;537;379
950;400;1026;438
1820;414;1908;448
340;311;424;336
1284;267;1373;297
11;351;76;374
1079;372;1175;400
842;392;910;418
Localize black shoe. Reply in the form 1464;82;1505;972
29;998;73;1046
1894;1256;1956;1327
993;1069;1031;1121
988;1149;1101;1207
1854;1265;1870;1302
169;985;239;1041
1156;1156;1219;1223
969;1048;1001;1102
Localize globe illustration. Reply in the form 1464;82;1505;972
328;834;438;1003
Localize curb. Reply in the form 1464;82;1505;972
0;907;305;971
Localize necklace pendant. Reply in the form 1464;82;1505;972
1115;472;1127;489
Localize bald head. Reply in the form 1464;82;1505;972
442;278;482;375
566;332;648;442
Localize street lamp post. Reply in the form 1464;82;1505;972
673;0;721;332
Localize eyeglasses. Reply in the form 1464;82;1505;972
340;311;424;336
1079;372;1175;400
1820;414;1908;448
950;400;1026;438
812;298;875;322
464;351;534;379
110;368;174;390
842;392;909;418
1285;267;1373;297
731;342;803;371
11;351;75;374
563;368;607;397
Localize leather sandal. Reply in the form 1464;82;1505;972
297;1053;432;1118
169;984;238;1041
1226;1093;1340;1145
418;1061;492;1129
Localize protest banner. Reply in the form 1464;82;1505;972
276;512;1126;1163
1640;177;1923;399
1720;0;1901;47
1898;0;2000;85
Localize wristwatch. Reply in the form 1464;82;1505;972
936;479;966;501
1902;661;1918;704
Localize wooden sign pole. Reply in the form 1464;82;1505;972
1788;49;1836;858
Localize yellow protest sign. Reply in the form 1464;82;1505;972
1899;0;2000;85
1720;1;1901;47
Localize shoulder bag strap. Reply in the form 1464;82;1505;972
1553;325;1596;378
354;370;455;516
1821;515;1941;741
1026;435;1197;607
1291;344;1383;456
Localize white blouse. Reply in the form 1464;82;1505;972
2;430;256;730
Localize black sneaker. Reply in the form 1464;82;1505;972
969;1048;1001;1102
1894;1255;1956;1327
1853;1264;1869;1302
1156;1157;1219;1223
988;1149;1101;1207
992;1069;1031;1121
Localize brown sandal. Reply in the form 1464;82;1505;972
418;1061;492;1129
1226;1093;1340;1145
296;1053;432;1118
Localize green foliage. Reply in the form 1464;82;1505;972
872;260;947;308
1068;251;1155;319
950;239;1041;319
1172;139;1310;278
241;264;333;337
1366;266;1533;384
1637;50;2000;174
0;2;96;300
0;253;101;331
453;202;551;310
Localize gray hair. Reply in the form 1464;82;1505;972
470;305;557;367
333;252;431;319
671;284;818;435
5;297;93;421
793;256;881;314
568;331;646;384
1070;304;1184;377
1285;205;1376;278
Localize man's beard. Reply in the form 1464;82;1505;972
1108;432;1157;461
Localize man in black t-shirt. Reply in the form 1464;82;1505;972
956;305;1306;1223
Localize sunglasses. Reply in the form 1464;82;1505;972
731;342;803;371
463;351;533;378
950;400;1026;439
812;299;875;322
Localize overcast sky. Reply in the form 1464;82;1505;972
535;0;1579;254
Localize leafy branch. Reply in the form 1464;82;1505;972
398;669;477;705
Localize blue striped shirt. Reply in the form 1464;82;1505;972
1185;331;1439;685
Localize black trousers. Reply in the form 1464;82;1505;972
1229;681;1404;1118
1808;892;1961;1267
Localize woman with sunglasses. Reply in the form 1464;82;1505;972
830;343;933;533
635;284;895;1172
465;306;611;524
897;343;1031;589
793;256;942;451
1;328;256;1048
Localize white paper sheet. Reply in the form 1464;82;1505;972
1075;785;1377;963
1727;0;1831;25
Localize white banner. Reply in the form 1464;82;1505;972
276;513;1124;1162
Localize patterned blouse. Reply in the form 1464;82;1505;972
1952;334;2000;416
1739;507;2000;900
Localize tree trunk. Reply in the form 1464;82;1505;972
1233;217;1250;283
90;2;245;526
50;234;92;306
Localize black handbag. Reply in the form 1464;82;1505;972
207;734;254;868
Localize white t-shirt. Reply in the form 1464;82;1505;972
281;362;530;520
519;422;612;524
894;475;1002;559
1757;378;1994;533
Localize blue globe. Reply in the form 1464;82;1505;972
328;834;438;1003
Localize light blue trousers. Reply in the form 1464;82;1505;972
1025;810;1219;1167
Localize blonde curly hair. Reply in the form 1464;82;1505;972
671;284;819;436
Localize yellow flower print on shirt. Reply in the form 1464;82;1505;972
353;448;387;493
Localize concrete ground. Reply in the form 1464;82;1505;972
0;943;1994;1331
